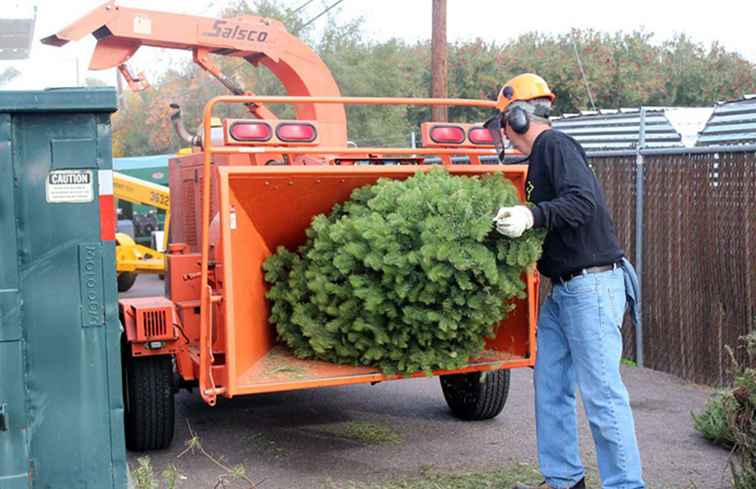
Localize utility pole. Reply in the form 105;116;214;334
431;0;448;122
116;68;124;103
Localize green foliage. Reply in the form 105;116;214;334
111;0;756;157
496;29;755;115
160;465;178;489
693;330;756;488
129;457;182;489
620;357;637;367
693;391;737;446
318;20;428;147
131;457;156;489
264;169;544;375
728;331;756;489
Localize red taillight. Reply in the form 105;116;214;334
429;125;465;144
276;123;317;142
230;122;272;142
468;127;494;145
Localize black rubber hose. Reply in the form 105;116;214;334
169;103;200;147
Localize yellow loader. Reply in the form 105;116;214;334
113;172;170;292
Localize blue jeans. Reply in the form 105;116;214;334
535;267;645;489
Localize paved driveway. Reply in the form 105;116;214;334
125;275;730;489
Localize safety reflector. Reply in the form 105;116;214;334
429;125;465;144
98;170;115;241
276;123;317;142
468;127;495;145
230;122;272;142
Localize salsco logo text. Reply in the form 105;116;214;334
203;20;269;42
49;172;91;185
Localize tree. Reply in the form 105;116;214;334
109;4;756;156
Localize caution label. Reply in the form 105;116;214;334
46;170;94;203
133;15;152;35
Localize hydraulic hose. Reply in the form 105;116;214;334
170;103;201;147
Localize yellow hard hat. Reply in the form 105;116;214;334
496;73;556;112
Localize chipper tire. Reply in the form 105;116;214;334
440;369;510;421
124;354;175;451
117;271;138;292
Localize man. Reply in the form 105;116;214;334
490;74;645;489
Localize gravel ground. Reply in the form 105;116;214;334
124;275;732;489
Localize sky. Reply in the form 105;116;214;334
2;0;755;91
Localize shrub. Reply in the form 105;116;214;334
693;330;756;489
264;168;544;375
693;391;737;447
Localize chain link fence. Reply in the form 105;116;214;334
585;148;756;385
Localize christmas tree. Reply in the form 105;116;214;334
264;168;545;375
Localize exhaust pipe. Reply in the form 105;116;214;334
170;103;201;147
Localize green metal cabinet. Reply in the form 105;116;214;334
0;88;127;489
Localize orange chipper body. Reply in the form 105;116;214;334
135;95;539;408
45;2;539;441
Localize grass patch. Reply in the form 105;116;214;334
339;421;402;445
621;357;637;367
331;421;402;445
324;462;618;489
177;420;261;487
130;456;156;489
130;457;182;489
328;463;544;489
247;432;289;459
326;459;728;489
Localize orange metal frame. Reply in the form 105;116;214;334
41;1;348;145
119;297;180;357
188;95;537;406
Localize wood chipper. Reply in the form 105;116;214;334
44;2;540;452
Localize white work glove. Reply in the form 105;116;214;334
493;205;534;238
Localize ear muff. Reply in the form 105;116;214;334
506;106;530;134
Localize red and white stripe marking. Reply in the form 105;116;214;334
98;170;115;241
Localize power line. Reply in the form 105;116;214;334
292;0;317;14
206;0;347;82
189;0;347;107
301;0;346;30
571;33;597;111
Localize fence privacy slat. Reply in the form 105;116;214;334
555;150;756;385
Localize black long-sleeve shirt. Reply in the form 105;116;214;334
526;129;623;281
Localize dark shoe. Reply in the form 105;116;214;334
512;477;585;489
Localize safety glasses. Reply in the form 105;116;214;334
483;113;507;162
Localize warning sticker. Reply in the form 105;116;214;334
46;170;94;203
133;15;152;35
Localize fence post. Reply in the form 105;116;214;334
634;108;646;367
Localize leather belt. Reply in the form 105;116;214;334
557;261;622;284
